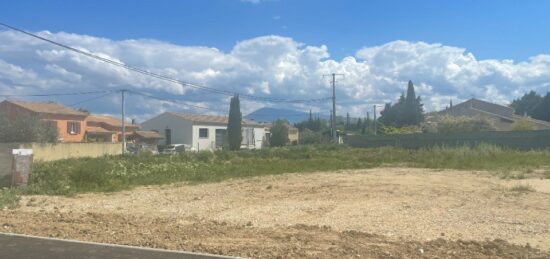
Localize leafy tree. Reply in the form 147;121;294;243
270;119;289;147
0;112;58;143
510;91;542;116
345;112;351;130
356;118;362;131
227;94;242;151
77;108;91;115
379;80;424;127
531;92;550;122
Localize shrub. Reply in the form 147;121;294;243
511;118;536;131
436;115;495;134
299;131;329;145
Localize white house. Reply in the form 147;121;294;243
141;112;266;151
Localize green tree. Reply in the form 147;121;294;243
531;92;550;122
345;112;351;130
378;81;424;127
227;94;242;151
356;118;362;131
0;112;58;143
510;91;542;116
270;119;289;147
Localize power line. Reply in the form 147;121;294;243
0;89;115;97
130;90;227;112
0;22;331;104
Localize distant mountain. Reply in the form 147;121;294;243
246;108;325;124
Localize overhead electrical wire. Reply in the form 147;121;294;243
0;89;116;97
130;90;227;112
0;22;331;104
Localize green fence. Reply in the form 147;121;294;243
346;130;550;150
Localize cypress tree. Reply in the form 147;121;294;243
227;94;242;150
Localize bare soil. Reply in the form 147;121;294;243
2;168;550;258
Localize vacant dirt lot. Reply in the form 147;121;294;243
2;168;550;258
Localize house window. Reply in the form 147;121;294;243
199;128;209;138
67;121;81;135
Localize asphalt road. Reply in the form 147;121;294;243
0;232;238;259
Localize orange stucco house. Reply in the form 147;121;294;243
86;115;140;143
0;99;88;142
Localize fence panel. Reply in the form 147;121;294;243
347;130;550;150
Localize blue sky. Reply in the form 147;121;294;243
2;0;549;61
1;0;550;119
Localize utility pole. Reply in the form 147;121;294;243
121;89;126;154
373;105;377;136
323;73;344;142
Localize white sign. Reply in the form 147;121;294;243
12;149;33;156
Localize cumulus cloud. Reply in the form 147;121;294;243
0;30;549;121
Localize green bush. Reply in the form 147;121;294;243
511;118;536;131
436;115;495;134
299;131;329;145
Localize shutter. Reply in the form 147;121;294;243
67;122;71;134
76;122;81;134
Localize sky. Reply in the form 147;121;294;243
1;0;550;120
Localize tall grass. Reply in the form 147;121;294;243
12;144;550;196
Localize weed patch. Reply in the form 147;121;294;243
0;188;21;209
23;145;550;196
508;184;535;193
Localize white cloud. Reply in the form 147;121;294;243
0;30;549;120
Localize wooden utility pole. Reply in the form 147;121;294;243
323;73;344;142
121;89;126;154
373;105;377;135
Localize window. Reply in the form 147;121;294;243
67;121;81;135
199;128;208;138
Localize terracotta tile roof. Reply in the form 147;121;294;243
132;131;163;139
87;115;140;129
86;126;115;134
167;112;263;127
4;99;87;116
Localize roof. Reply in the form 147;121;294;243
167;112;264;127
3;99;87;116
439;98;550;128
453;99;514;118
86;126;115;134
132;131;163;139
87;115;140;129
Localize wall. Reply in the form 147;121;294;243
19;142;122;161
192;124;227;151
141;113;192;146
347;130;550;150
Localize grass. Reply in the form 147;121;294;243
2;144;550;199
0;188;21;209
508;184;535;193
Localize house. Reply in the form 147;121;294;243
436;98;550;131
141;112;266;151
126;131;163;154
85;115;140;143
0;99;87;142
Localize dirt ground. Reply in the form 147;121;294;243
2;168;550;258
